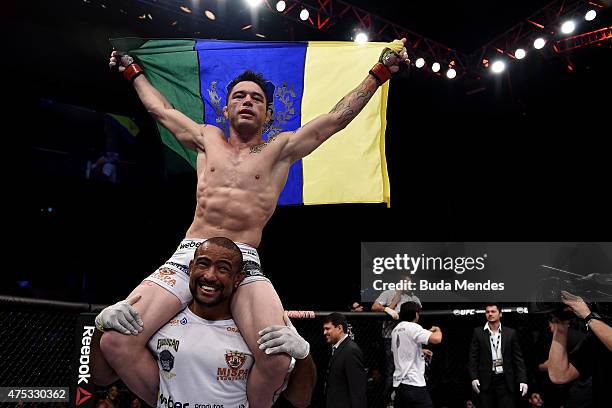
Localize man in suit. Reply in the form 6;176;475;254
323;312;367;408
468;303;528;408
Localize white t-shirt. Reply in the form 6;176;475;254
148;307;253;408
391;321;432;387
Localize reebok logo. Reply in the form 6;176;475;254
78;326;95;384
75;387;92;406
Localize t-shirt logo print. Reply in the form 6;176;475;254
225;351;247;370
159;350;175;372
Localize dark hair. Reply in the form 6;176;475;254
197;237;244;273
323;312;348;333
226;70;274;111
399;301;419;322
485;303;501;312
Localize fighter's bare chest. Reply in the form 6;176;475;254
197;150;275;185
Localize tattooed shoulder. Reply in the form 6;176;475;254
249;134;280;154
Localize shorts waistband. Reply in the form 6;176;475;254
179;238;258;255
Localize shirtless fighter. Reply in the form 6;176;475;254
93;39;409;407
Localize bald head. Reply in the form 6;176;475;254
195;237;243;274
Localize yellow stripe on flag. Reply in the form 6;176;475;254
108;113;140;137
301;41;391;206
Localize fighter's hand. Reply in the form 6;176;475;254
422;349;433;358
429;326;441;333
95;295;144;335
560;290;591;319
519;382;528;397
471;379;481;394
384;307;400;320
257;312;310;359
381;38;410;73
109;50;135;73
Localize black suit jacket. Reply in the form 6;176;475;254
325;337;367;408
468;325;527;392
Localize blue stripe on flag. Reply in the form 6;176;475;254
195;40;307;205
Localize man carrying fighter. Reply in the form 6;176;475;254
92;237;316;407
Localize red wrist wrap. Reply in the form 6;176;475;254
123;64;143;82
369;62;392;85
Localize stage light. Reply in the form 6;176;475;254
415;58;425;68
446;68;456;79
533;37;546;49
355;32;368;44
515;48;526;59
561;20;576;35
491;60;505;74
300;9;309;21
180;5;192;14
431;62;440;72
276;1;286;12
205;10;215;20
585;10;596;21
256;33;266;38
246;0;263;7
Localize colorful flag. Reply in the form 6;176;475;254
110;38;391;206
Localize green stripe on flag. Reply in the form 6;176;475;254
110;38;201;168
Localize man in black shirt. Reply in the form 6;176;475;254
548;291;612;408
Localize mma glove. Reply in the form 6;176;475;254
258;313;310;359
95;295;143;335
112;51;144;82
369;44;410;85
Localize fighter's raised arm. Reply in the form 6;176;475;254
109;51;206;152
278;39;409;163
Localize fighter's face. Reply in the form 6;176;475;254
189;243;242;307
323;322;344;344
485;306;501;323
225;81;270;136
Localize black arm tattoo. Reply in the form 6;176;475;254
329;78;377;128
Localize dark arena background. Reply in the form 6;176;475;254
3;0;611;407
